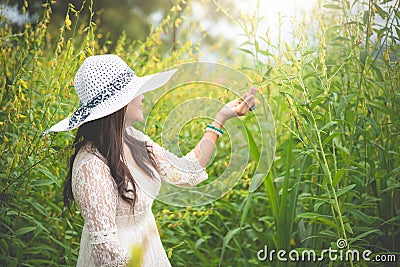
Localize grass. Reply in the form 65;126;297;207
1;0;399;266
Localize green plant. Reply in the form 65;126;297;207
0;0;199;265
224;0;399;266
1;0;398;266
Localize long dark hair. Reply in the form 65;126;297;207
63;106;159;213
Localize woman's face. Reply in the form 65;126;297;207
125;94;144;125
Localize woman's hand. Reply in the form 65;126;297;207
197;87;257;167
215;87;258;125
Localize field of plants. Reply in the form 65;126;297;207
1;0;399;266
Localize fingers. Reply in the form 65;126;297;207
237;87;257;114
238;87;257;103
247;87;257;108
237;94;255;114
244;88;257;107
238;93;248;104
248;86;258;96
229;87;258;117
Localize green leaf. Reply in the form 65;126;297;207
348;210;372;225
257;50;273;57
298;212;321;219
219;226;248;265
323;4;342;9
365;117;380;136
337;184;357;197
322;132;342;146
249;174;267;193
303;71;321;80
263;172;278;220
319;121;337;133
344;222;353;234
36;165;59;186
30;200;49;218
302;49;315;56
14;226;36;236
349;229;380;244
309;97;326;110
243;124;260;163
240;192;253;227
363;11;370;25
333;168;345;187
239;48;254;56
298;213;340;230
374;4;386;18
314;200;327;212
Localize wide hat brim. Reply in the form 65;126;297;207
44;69;177;135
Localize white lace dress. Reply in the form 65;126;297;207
71;126;208;266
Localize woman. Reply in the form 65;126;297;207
45;55;256;266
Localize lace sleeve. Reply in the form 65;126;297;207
126;126;208;187
72;154;129;267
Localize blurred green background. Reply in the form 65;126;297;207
1;0;399;266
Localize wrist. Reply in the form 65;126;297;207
213;113;226;128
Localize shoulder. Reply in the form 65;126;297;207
71;145;119;209
125;126;153;142
71;145;118;200
73;145;109;173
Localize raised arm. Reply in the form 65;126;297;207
193;87;257;167
125;126;208;187
72;155;129;267
124;86;256;187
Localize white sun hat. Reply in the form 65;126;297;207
43;54;177;136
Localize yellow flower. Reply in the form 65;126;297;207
162;209;170;215
174;18;182;28
86;47;93;56
18;79;28;89
127;244;144;267
183;211;189;219
65;14;72;30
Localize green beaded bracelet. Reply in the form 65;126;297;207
206;124;224;135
